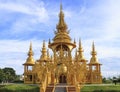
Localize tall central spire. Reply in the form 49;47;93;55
56;3;67;31
49;2;76;50
60;2;62;11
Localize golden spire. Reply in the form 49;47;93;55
90;42;100;64
28;42;33;56
49;2;76;50
78;39;84;58
23;42;35;65
43;40;45;47
79;39;83;51
40;40;47;61
60;2;62;11
56;3;67;31
91;41;97;56
77;39;86;62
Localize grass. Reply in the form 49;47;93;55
0;84;39;92
0;84;120;92
81;84;120;92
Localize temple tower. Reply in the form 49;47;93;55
23;3;102;92
48;4;76;57
23;42;35;83
48;4;76;84
88;42;102;83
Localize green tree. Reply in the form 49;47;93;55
2;67;16;82
0;68;4;82
113;77;117;85
117;75;120;83
102;77;106;83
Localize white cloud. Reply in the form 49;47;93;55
69;0;120;41
0;0;49;34
0;0;48;20
0;39;46;74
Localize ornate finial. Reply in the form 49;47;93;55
40;40;47;61
43;40;45;47
79;38;82;48
24;42;35;65
30;41;32;50
92;41;95;52
90;41;100;64
78;38;83;52
91;41;97;56
41;40;47;52
77;39;85;61
56;2;67;31
28;42;33;56
60;2;62;11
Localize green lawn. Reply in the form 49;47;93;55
0;84;39;92
0;84;120;92
81;84;120;92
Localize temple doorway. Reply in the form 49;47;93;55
59;74;66;83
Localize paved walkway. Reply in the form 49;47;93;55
48;83;75;87
54;87;66;92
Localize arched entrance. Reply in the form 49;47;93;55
59;74;66;83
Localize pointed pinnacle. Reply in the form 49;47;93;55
43;40;45;47
91;41;97;56
60;1;62;11
28;42;33;56
92;41;95;52
78;38;83;52
79;38;82;48
30;41;32;51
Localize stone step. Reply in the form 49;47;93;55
54;87;66;92
45;86;54;92
67;87;76;92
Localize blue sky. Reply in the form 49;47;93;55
0;0;120;78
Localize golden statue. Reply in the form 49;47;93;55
23;3;102;92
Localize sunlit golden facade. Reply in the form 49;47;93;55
23;4;102;92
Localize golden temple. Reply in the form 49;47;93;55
23;4;102;92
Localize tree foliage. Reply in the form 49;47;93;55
102;75;120;84
0;68;5;82
0;67;16;83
